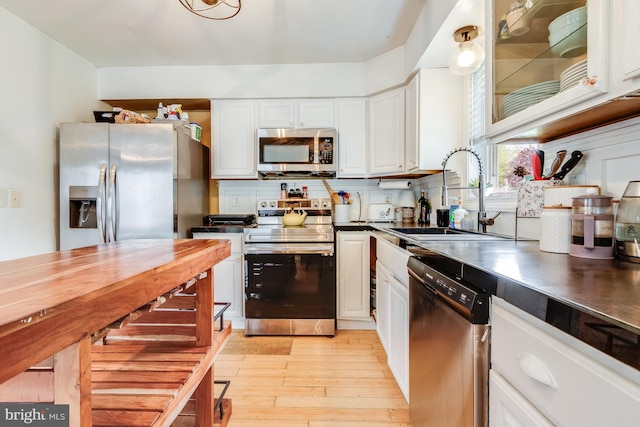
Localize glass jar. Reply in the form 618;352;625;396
570;195;614;259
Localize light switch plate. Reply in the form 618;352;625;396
8;189;21;208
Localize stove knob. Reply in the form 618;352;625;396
270;201;277;208
322;200;330;208
312;200;320;208
260;201;267;208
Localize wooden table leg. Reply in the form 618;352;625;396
54;336;92;427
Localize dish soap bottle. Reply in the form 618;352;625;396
453;204;469;230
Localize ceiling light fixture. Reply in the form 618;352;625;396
448;26;485;76
179;0;241;20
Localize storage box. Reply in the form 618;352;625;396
190;123;202;142
93;111;118;123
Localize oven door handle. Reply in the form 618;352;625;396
244;243;334;255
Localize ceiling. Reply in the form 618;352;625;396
0;0;429;67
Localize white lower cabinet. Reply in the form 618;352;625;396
375;260;390;352
491;297;640;426
375;236;410;402
387;272;409;402
336;232;373;328
192;233;244;327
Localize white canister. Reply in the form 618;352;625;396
334;204;350;223
539;206;572;253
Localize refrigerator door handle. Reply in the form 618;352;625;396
97;163;107;243
107;163;117;242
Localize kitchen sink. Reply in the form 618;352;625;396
389;227;462;235
388;227;509;241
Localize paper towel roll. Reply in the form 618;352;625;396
378;181;411;190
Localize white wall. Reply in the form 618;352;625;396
0;8;103;261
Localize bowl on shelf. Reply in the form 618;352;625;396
548;6;587;58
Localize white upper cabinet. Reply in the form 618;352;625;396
369;87;405;176
613;0;640;93
404;74;419;172
405;69;462;173
336;98;368;177
486;0;611;143
257;99;335;129
211;100;257;178
257;100;295;128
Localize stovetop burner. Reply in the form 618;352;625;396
203;214;257;226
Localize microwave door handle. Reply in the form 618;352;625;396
313;134;319;164
97;163;107;244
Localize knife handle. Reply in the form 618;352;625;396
553;151;583;180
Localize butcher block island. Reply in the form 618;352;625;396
0;239;233;427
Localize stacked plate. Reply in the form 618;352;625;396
560;59;587;92
503;80;560;118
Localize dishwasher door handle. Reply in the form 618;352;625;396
408;268;438;295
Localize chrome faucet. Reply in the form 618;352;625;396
441;147;493;233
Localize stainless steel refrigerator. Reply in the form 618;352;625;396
59;121;209;250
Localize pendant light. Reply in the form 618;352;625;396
448;26;485;76
179;0;241;20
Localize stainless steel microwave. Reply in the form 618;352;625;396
256;128;337;175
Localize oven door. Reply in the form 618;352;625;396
243;243;336;335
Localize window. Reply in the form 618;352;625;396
468;65;535;195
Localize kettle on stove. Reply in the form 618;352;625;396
282;208;307;226
615;181;640;263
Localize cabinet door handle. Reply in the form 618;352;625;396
518;353;558;390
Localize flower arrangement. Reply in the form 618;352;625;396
506;146;536;188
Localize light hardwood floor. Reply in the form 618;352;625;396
214;329;411;427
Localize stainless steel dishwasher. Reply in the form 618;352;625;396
408;253;492;427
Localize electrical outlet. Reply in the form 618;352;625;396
568;173;585;185
384;193;392;203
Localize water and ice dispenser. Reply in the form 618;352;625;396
68;186;98;229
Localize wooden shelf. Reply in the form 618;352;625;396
92;323;231;427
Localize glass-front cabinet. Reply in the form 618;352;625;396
487;0;610;143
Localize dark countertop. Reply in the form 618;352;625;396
414;239;640;335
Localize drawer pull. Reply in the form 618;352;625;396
518;353;558;390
